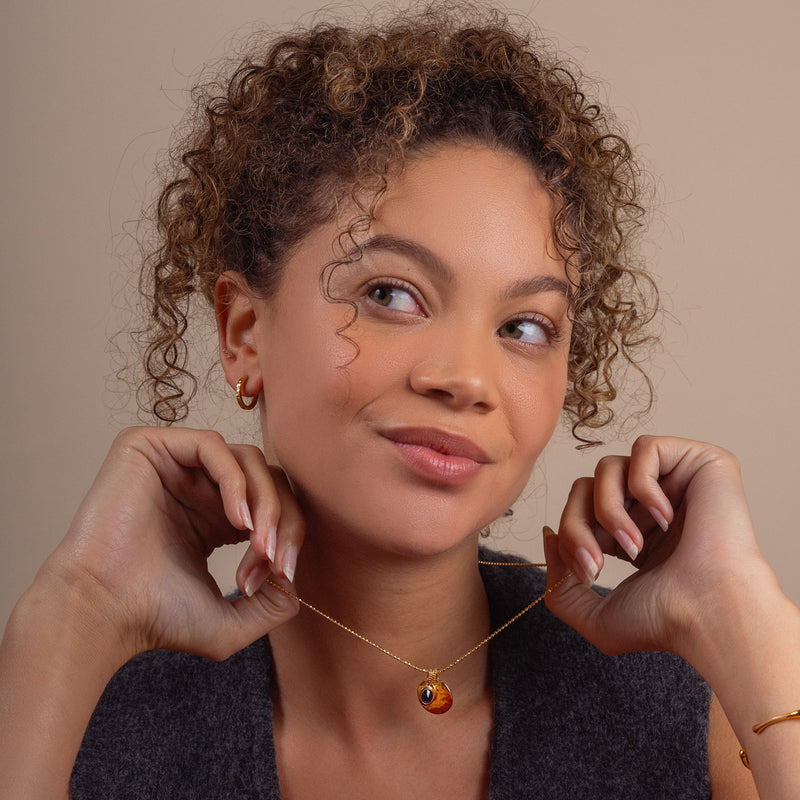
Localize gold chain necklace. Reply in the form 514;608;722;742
264;560;571;714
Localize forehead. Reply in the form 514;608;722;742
362;143;567;284
277;142;570;299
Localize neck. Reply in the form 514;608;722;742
268;521;492;734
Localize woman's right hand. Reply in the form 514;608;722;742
33;425;303;664
0;426;303;796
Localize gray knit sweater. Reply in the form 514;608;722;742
71;550;711;798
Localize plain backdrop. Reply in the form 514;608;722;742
2;0;798;634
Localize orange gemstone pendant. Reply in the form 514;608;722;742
417;673;453;714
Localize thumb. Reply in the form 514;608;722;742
215;577;300;658
543;526;609;649
543;525;572;589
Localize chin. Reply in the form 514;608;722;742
290;458;527;560
304;491;494;562
385;524;481;560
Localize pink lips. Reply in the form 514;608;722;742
381;427;491;486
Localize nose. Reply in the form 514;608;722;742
408;329;499;412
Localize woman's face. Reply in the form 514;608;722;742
252;144;572;556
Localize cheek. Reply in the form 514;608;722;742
257;310;347;452
506;357;569;453
265;300;352;389
259;312;397;460
337;329;415;399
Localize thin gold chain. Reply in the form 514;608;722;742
264;562;572;677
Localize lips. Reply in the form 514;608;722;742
380;426;492;486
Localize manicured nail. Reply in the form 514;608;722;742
282;545;297;583
575;547;599;587
240;501;254;531
649;506;669;532
243;562;269;597
266;525;277;563
615;529;639;561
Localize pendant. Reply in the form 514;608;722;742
417;672;453;714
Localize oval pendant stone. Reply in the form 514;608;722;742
417;677;453;714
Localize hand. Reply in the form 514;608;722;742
37;426;303;663
543;435;777;663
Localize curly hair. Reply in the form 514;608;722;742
137;2;657;445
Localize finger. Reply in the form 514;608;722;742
557;477;604;586
591;455;644;561
591;439;704;562
269;470;306;582
229;447;306;582
194;578;300;661
231;445;282;562
542;525;570;585
175;468;250;549
178;431;256;534
543;527;611;648
236;544;269;597
128;428;255;535
628;436;750;540
626;436;681;531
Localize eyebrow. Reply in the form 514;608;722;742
357;234;454;284
356;234;573;301
500;274;573;302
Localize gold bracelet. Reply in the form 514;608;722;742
739;709;800;769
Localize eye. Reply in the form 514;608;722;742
498;318;554;345
366;282;422;314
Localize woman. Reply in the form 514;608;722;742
1;6;798;798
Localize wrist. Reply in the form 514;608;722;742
27;551;144;658
12;566;136;672
0;569;138;794
680;570;800;730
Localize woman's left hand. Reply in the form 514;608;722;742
543;434;776;663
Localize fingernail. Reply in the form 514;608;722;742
240;501;254;531
649;506;669;532
282;545;297;583
615;529;639;561
266;525;277;562
543;525;557;537
244;562;269;597
575;547;599;587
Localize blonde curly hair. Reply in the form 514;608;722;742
137;3;657;445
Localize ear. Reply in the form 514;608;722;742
215;271;264;396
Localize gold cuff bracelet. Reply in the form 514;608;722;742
739;709;800;769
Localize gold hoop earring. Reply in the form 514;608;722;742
235;376;258;410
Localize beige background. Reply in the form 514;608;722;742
2;0;798;634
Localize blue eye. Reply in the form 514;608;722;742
367;284;420;314
499;319;551;344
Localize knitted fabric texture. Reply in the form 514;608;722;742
71;548;711;798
